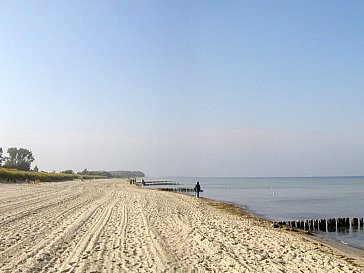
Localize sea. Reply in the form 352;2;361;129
144;176;364;250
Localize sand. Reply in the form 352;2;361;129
0;179;363;273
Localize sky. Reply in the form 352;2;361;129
1;1;363;177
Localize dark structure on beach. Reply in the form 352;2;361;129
278;217;364;232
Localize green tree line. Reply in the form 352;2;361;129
1;146;145;179
0;147;35;171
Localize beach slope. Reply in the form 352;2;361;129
0;179;363;272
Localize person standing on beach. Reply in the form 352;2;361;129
194;181;201;198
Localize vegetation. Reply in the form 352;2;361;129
0;146;145;182
108;170;145;178
61;170;74;174
77;169;145;178
2;147;35;171
0;148;3;167
0;168;106;182
78;168;113;177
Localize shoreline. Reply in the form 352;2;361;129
154;187;364;263
145;176;364;255
230;200;364;256
233;200;364;258
223;199;364;256
189;193;364;270
211;197;364;259
151;186;364;268
1;178;364;272
205;196;364;269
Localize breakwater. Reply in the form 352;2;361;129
279;217;364;232
139;180;179;186
158;187;195;193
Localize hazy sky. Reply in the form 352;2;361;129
1;1;363;177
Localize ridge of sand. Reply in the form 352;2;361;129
0;179;363;272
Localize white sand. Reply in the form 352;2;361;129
0;179;363;272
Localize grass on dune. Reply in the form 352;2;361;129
0;168;105;182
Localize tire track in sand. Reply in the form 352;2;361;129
0;184;108;272
1;179;363;273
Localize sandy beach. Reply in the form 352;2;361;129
0;179;363;272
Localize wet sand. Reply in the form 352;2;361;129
0;179;363;272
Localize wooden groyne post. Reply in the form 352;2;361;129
279;217;363;232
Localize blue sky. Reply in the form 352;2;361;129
1;1;363;176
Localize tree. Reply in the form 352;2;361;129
33;165;39;172
61;170;74;174
4;147;35;171
79;168;88;175
0;147;3;167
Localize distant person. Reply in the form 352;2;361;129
194;181;201;198
142;179;145;186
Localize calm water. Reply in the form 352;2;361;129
145;176;364;249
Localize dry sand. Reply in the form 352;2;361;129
0;179;363;273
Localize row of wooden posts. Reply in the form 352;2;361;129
141;181;179;186
134;180;179;186
158;187;194;193
278;217;364;232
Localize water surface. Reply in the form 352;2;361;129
145;176;364;249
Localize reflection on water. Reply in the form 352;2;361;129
321;225;364;250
